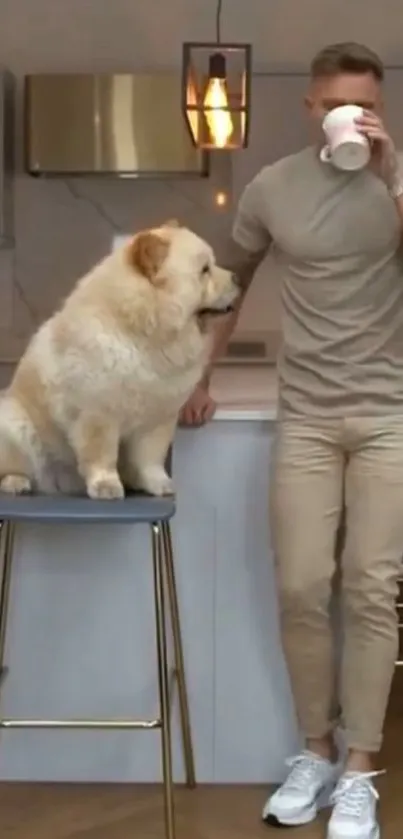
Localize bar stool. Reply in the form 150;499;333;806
0;491;196;839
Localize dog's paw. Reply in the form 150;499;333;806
87;471;125;500
138;469;174;497
0;474;32;495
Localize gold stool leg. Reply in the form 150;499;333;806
162;520;196;789
0;521;15;686
151;522;175;839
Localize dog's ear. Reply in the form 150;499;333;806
128;232;169;284
163;218;181;228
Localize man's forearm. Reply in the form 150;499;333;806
394;194;403;228
201;295;245;386
201;238;269;386
386;158;403;227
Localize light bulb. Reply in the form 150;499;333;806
215;190;228;207
203;76;234;148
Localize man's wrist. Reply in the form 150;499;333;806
199;367;213;389
384;153;403;197
388;176;403;200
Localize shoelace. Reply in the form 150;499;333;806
330;770;384;819
281;751;327;792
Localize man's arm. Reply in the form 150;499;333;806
180;170;272;425
386;152;403;226
200;240;269;387
354;114;403;230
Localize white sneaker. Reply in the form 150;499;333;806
327;770;383;839
262;750;342;827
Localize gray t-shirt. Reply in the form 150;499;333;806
231;145;403;417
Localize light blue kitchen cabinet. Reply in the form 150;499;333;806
0;419;297;783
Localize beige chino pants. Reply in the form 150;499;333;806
270;416;403;752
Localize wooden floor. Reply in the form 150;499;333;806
1;779;400;839
2;678;403;839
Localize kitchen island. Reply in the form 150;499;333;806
0;366;299;784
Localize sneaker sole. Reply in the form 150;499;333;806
263;813;303;828
327;828;380;839
263;800;325;828
263;808;319;828
262;781;336;828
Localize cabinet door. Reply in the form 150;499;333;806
213;421;299;783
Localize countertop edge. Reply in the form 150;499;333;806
214;407;277;421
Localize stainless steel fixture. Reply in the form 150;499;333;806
24;73;209;178
0;70;15;248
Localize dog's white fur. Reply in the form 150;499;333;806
0;221;238;499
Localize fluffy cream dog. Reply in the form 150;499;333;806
0;221;239;499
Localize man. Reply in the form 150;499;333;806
180;43;403;839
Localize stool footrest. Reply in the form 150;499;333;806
0;668;179;731
0;718;162;730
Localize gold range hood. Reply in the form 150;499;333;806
24;73;209;178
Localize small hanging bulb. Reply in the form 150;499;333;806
203;53;234;149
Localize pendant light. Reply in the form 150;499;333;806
182;0;252;150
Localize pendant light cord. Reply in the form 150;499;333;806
216;0;223;43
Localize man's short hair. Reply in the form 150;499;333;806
310;42;384;82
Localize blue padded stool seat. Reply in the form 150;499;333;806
0;491;176;524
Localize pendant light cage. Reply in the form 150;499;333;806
182;42;252;150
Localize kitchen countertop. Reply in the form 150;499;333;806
210;365;278;421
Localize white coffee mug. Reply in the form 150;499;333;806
320;105;370;171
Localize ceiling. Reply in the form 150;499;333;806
1;0;403;73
